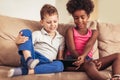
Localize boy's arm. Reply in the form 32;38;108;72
57;37;65;60
15;32;28;46
57;50;64;60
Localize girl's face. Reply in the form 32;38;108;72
72;9;89;29
41;14;59;33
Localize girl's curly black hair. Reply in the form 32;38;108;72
66;0;94;15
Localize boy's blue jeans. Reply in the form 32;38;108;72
18;29;64;74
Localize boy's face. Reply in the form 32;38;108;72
41;14;59;33
72;9;89;29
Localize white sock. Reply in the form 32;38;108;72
27;59;40;69
8;68;22;77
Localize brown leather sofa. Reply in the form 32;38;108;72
1;15;120;80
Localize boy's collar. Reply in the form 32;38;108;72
41;28;62;37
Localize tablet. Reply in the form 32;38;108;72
54;59;77;67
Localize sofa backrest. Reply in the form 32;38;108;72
97;22;120;57
0;15;41;66
0;15;75;66
3;15;120;67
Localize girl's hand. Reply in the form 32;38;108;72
73;55;85;70
15;32;29;45
93;60;102;70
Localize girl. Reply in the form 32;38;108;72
65;0;120;80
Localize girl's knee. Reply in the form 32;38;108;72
20;29;32;37
115;53;120;59
83;61;96;70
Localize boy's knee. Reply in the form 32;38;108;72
20;29;32;37
54;61;64;72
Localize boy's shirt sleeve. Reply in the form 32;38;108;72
32;31;41;45
59;37;65;50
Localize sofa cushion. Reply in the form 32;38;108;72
0;15;41;66
98;23;120;57
0;66;111;80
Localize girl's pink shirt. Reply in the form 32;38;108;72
67;27;93;58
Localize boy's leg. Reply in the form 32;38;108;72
34;51;51;64
18;29;39;69
8;67;28;77
34;61;64;74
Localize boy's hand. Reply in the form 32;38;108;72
15;32;29;45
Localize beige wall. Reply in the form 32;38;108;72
0;0;120;24
0;0;98;24
55;0;73;24
56;0;120;24
90;0;98;21
98;0;120;24
0;0;55;21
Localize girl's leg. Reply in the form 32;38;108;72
34;61;64;74
83;53;120;80
18;29;39;69
83;61;107;80
95;53;120;74
95;53;120;80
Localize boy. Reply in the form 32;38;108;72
8;4;64;77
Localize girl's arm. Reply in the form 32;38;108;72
66;27;79;58
74;30;99;69
81;30;99;58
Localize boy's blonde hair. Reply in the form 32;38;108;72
40;4;58;20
